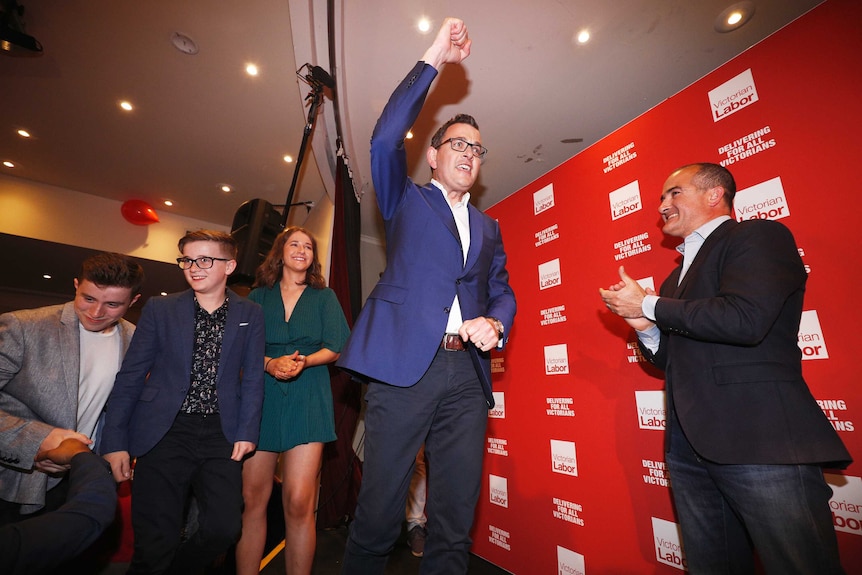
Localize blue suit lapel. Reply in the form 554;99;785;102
176;291;197;376
422;184;470;271
465;204;485;272
423;184;460;241
219;290;242;385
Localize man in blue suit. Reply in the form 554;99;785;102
338;18;516;575
102;230;265;575
600;163;850;574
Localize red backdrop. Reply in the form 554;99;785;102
471;1;862;572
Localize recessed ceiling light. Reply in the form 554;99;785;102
246;63;259;76
219;184;233;193
417;18;431;33
576;30;590;44
2;160;14;168
119;101;133;111
160;291;168;296
164;200;173;207
16;129;31;138
283;155;294;163
42;274;52;280
715;1;755;33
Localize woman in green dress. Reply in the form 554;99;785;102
236;226;350;575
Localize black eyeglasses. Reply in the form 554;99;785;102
436;137;488;160
176;256;230;270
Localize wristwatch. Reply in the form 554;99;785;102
488;317;504;341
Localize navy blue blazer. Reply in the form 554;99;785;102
101;288;265;457
642;219;850;467
337;62;517;407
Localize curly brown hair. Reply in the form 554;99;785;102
79;252;145;294
254;226;326;289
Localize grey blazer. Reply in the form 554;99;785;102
0;302;135;512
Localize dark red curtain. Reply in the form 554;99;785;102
317;151;363;528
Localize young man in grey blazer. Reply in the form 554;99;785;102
0;252;143;522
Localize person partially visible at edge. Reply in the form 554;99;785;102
0;438;118;575
600;162;851;574
0;252;143;522
101;230;265;575
336;17;516;575
236;226;350;575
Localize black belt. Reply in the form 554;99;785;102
441;334;466;351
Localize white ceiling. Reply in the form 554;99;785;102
1;0;823;249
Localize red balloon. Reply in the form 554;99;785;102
121;199;159;225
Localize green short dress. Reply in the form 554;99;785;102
248;284;350;452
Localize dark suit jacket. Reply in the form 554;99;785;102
101;289;265;458
0;451;117;575
336;62;516;407
642;218;850;467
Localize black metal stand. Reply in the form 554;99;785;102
281;82;326;227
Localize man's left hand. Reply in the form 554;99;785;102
459;317;500;352
231;441;256;461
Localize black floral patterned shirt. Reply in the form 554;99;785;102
180;294;229;415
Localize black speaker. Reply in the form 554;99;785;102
229;199;283;285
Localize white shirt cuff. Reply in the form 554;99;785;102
642;294;659;322
636;324;661;354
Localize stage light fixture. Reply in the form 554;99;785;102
0;0;43;56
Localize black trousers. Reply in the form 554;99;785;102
342;348;489;575
128;413;242;575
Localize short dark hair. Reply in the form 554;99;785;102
177;229;238;259
254;226;326;290
682;162;736;207
79;252;145;294
430;113;480;149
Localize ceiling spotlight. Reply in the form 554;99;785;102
119;101;133;111
246;63;259;76
2;160;14;168
417;18;431;33
576;30;590;44
219;184;233;193
163;200;173;207
714;1;755;33
0;0;43;56
16;128;30;138
283;155;294;163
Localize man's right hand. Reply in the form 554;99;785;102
599;265;657;331
36;438;91;466
421;17;471;70
103;450;133;483
34;427;92;474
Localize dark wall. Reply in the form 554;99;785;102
0;233;189;321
